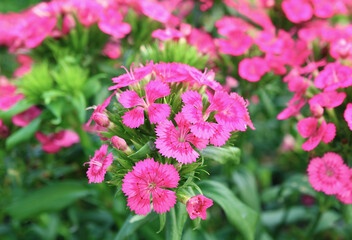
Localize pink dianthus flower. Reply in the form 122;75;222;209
344;103;352;131
118;81;171;128
307;152;350;195
155;112;208;164
35;130;80;153
121;158;180;215
84;144;113;183
12;106;41;127
238;57;269;82
297;118;336;151
282;0;313;23
309;91;346;109
186;195;213;220
314;62;352;91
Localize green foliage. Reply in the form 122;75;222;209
139;40;209;69
199;180;259;240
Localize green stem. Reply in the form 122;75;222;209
326;108;339;127
167;203;188;240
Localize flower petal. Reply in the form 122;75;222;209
122;107;145;128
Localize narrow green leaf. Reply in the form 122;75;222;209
115;213;157;240
0;100;32;120
5;181;92;220
199;180;258;240
157;213;166;233
71;93;86;124
6;116;41;149
129;141;153;160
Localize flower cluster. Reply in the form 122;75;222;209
85;61;254;219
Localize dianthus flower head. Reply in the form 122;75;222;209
84;144;113;184
282;0;313;23
297;117;335;151
118;81;171;128
314;62;352;91
12;106;41;127
121;158;180;215
307;152;350;195
155;112;208;164
186;195;213;220
238;57;269;82
309;91;346;109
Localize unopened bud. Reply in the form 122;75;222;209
111;136;128;151
310;104;324;118
92;112;110;128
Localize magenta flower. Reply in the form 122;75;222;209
119;81;171;128
330;38;352;59
109;61;154;90
309;91;346;109
186;195;213;220
277;94;306;120
86;92;115;127
98;8;131;39
282;0;313;23
155;112;208;164
122;158;180;215
12;106;41;127
102;40;121;59
307;152;350;195
344;103;352;131
238;57;269;82
151;28;183;41
35;130;80;154
314;62;352;91
84;144;113;184
297;118;336;151
217;31;253;56
0;83;24;111
336;170;352;204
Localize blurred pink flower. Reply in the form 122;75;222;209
35;130;80;153
12;106;41;127
122;158;180;215
0;82;24;111
277;94;306;120
102;40;121;59
152;28;183;41
344;103;352;131
13;55;32;77
239;57;269;82
336;169;352;204
309;91;346;109
119;81;171;128
330;38;352;59
98;8;131;39
84;144;113;183
217;31;253;56
307;152;350;195
314;62;352;91
282;0;313;23
186;195;213;220
155;112;208;164
297;118;335;151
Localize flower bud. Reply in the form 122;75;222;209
186;195;213;220
111;136;128;151
310;104;324;118
92;112;110;127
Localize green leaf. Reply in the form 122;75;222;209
5;181;92;220
115;213;157;240
0;100;32;121
129;141;153;160
201;146;241;165
157;213;166;233
47;99;65;125
6;116;41;149
71;93;86;124
199;180;258;240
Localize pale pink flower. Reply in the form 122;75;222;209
122;158;180;215
309;91;346;109
119;81;171;128
186;195;213;220
344;103;352;131
314;62;352;91
238;57;269;82
297;118;336;151
151;28;183;41
109;61;154;90
280;134;296;152
84;144;113;184
12;106;41;127
98;8;131;39
217;31;253;56
330;38;352;59
155;112;208;164
282;0;313;23
307;152;350;195
35;130;80;153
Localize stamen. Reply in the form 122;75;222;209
121;65;133;80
